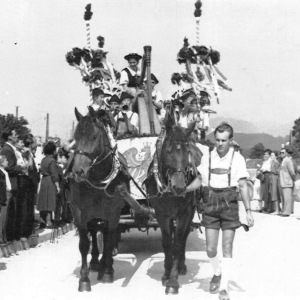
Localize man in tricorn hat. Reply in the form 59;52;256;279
120;53;142;96
107;94;121;117
114;92;139;138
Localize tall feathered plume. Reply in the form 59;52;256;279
84;4;93;21
194;0;202;17
97;36;105;48
177;37;195;64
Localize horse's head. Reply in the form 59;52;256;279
161;108;196;196
72;107;114;182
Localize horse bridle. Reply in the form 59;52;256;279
164;144;193;188
73;118;119;189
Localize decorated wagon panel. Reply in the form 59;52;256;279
117;137;158;199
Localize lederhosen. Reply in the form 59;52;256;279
201;150;241;229
122;68;139;88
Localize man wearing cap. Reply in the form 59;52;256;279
279;146;296;217
107;94;121;117
114;92;139;138
185;122;254;300
120;53;142;96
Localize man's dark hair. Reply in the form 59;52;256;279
43;141;57;155
92;88;104;99
214;122;234;139
20;134;33;147
2;130;13;142
264;149;272;155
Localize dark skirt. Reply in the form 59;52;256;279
37;176;56;212
260;172;271;203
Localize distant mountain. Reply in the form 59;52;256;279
210;116;293;137
206;132;289;156
210;117;260;134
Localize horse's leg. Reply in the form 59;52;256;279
178;206;195;275
89;221;100;272
78;227;91;292
155;215;173;287
97;223;114;283
165;204;193;294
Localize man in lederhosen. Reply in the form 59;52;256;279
186;122;254;300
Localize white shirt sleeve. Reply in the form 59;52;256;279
130;112;139;131
119;70;129;86
232;152;249;185
153;90;163;104
203;112;209;129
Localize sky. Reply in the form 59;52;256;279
1;0;300;141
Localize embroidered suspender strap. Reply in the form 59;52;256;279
208;149;235;188
208;151;211;188
228;150;235;187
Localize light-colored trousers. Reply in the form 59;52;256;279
282;187;294;215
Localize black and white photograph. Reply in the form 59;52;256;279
0;1;300;299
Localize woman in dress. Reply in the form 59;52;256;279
257;149;272;213
119;53;142;97
270;151;281;214
37;142;60;228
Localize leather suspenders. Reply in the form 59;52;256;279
208;149;235;188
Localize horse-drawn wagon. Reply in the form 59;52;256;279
65;1;234;294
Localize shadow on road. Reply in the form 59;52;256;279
71;228;209;289
0;262;7;271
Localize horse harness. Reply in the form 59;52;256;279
74;124;122;195
152;126;197;196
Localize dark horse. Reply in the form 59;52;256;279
144;108;202;294
70;107;149;292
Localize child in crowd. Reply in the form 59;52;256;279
0;155;12;244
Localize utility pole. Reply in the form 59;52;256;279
72;121;75;139
45;113;49;142
15;106;19;118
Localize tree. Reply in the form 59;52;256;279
0;114;31;146
292;117;300;152
249;143;265;159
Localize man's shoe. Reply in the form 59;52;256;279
209;274;221;294
219;289;230;300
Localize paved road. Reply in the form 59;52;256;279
1;205;300;300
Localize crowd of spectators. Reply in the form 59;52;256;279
254;145;299;217
0;128;73;254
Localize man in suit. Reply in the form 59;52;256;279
1;130;24;241
279;146;296;217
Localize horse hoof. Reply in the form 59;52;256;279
78;281;91;292
98;271;114;283
178;264;187;275
90;262;100;272
161;274;170;286
165;279;179;294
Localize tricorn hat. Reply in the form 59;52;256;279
151;73;159;84
107;94;121;105
120;92;134;101
200;90;211;98
181;89;196;102
173;98;184;108
124;53;142;61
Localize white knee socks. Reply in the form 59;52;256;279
220;257;232;290
209;255;221;276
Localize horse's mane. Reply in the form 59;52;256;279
167;126;188;144
74;116;96;143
